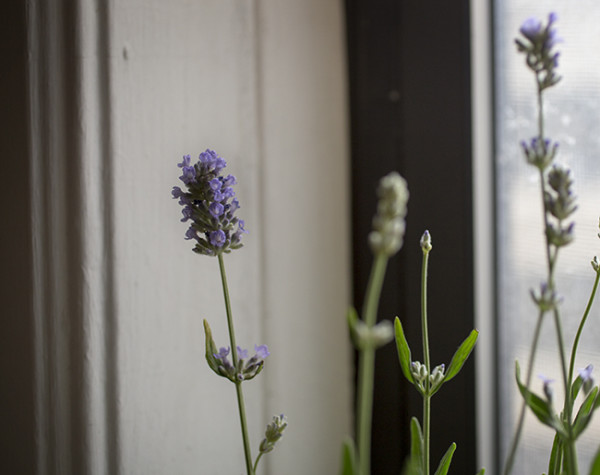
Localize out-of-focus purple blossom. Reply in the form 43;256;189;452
255;344;270;359
578;364;595;395
172;149;247;256
538;373;555;401
520;18;542;41
578;364;593;382
215;347;230;361
515;12;561;90
237;347;249;360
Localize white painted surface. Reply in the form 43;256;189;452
27;0;350;474
471;0;496;472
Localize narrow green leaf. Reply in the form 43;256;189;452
515;362;567;437
410;417;424;472
589;445;600;475
401;457;421;475
571;374;584;402
347;307;360;349
340;437;359;475
573;386;599;439
203;319;221;375
433;442;456;475
548;432;562;475
395;317;414;384
444;330;479;382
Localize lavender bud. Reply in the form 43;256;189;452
579;365;594;395
259;414;288;455
538;374;554;402
369;172;409;257
420;230;432;253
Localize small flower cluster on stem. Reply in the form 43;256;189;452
515;12;561;91
395;231;478;475
172;150;247;256
342;172;409;475
210;343;270;383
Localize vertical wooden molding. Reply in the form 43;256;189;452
28;0;119;473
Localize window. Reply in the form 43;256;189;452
495;2;600;473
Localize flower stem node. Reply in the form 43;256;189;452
368;172;409;257
521;137;558;171
203;320;269;383
530;282;562;312
348;308;394;350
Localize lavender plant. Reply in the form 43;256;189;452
172;150;286;475
395;231;479;475
341;172;410;475
340;173;480;475
502;13;600;475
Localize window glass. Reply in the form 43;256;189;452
495;2;600;473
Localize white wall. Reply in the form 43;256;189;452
25;1;351;474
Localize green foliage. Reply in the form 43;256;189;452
573;386;599;439
410;417;424;474
548;432;562;475
433;442;456;475
340;437;358;475
395;317;414;384
443;330;479;383
589;445;600;475
203;319;221;375
515;361;567;437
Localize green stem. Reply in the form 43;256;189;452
421;249;431;475
218;253;254;475
356;253;388;475
253;453;263;474
568;270;600;390
538;77;576;475
503;310;545;475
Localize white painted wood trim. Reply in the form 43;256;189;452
471;0;497;472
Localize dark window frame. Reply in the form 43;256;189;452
345;1;477;473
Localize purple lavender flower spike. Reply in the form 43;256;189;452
237;347;249;359
172;149;246;255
